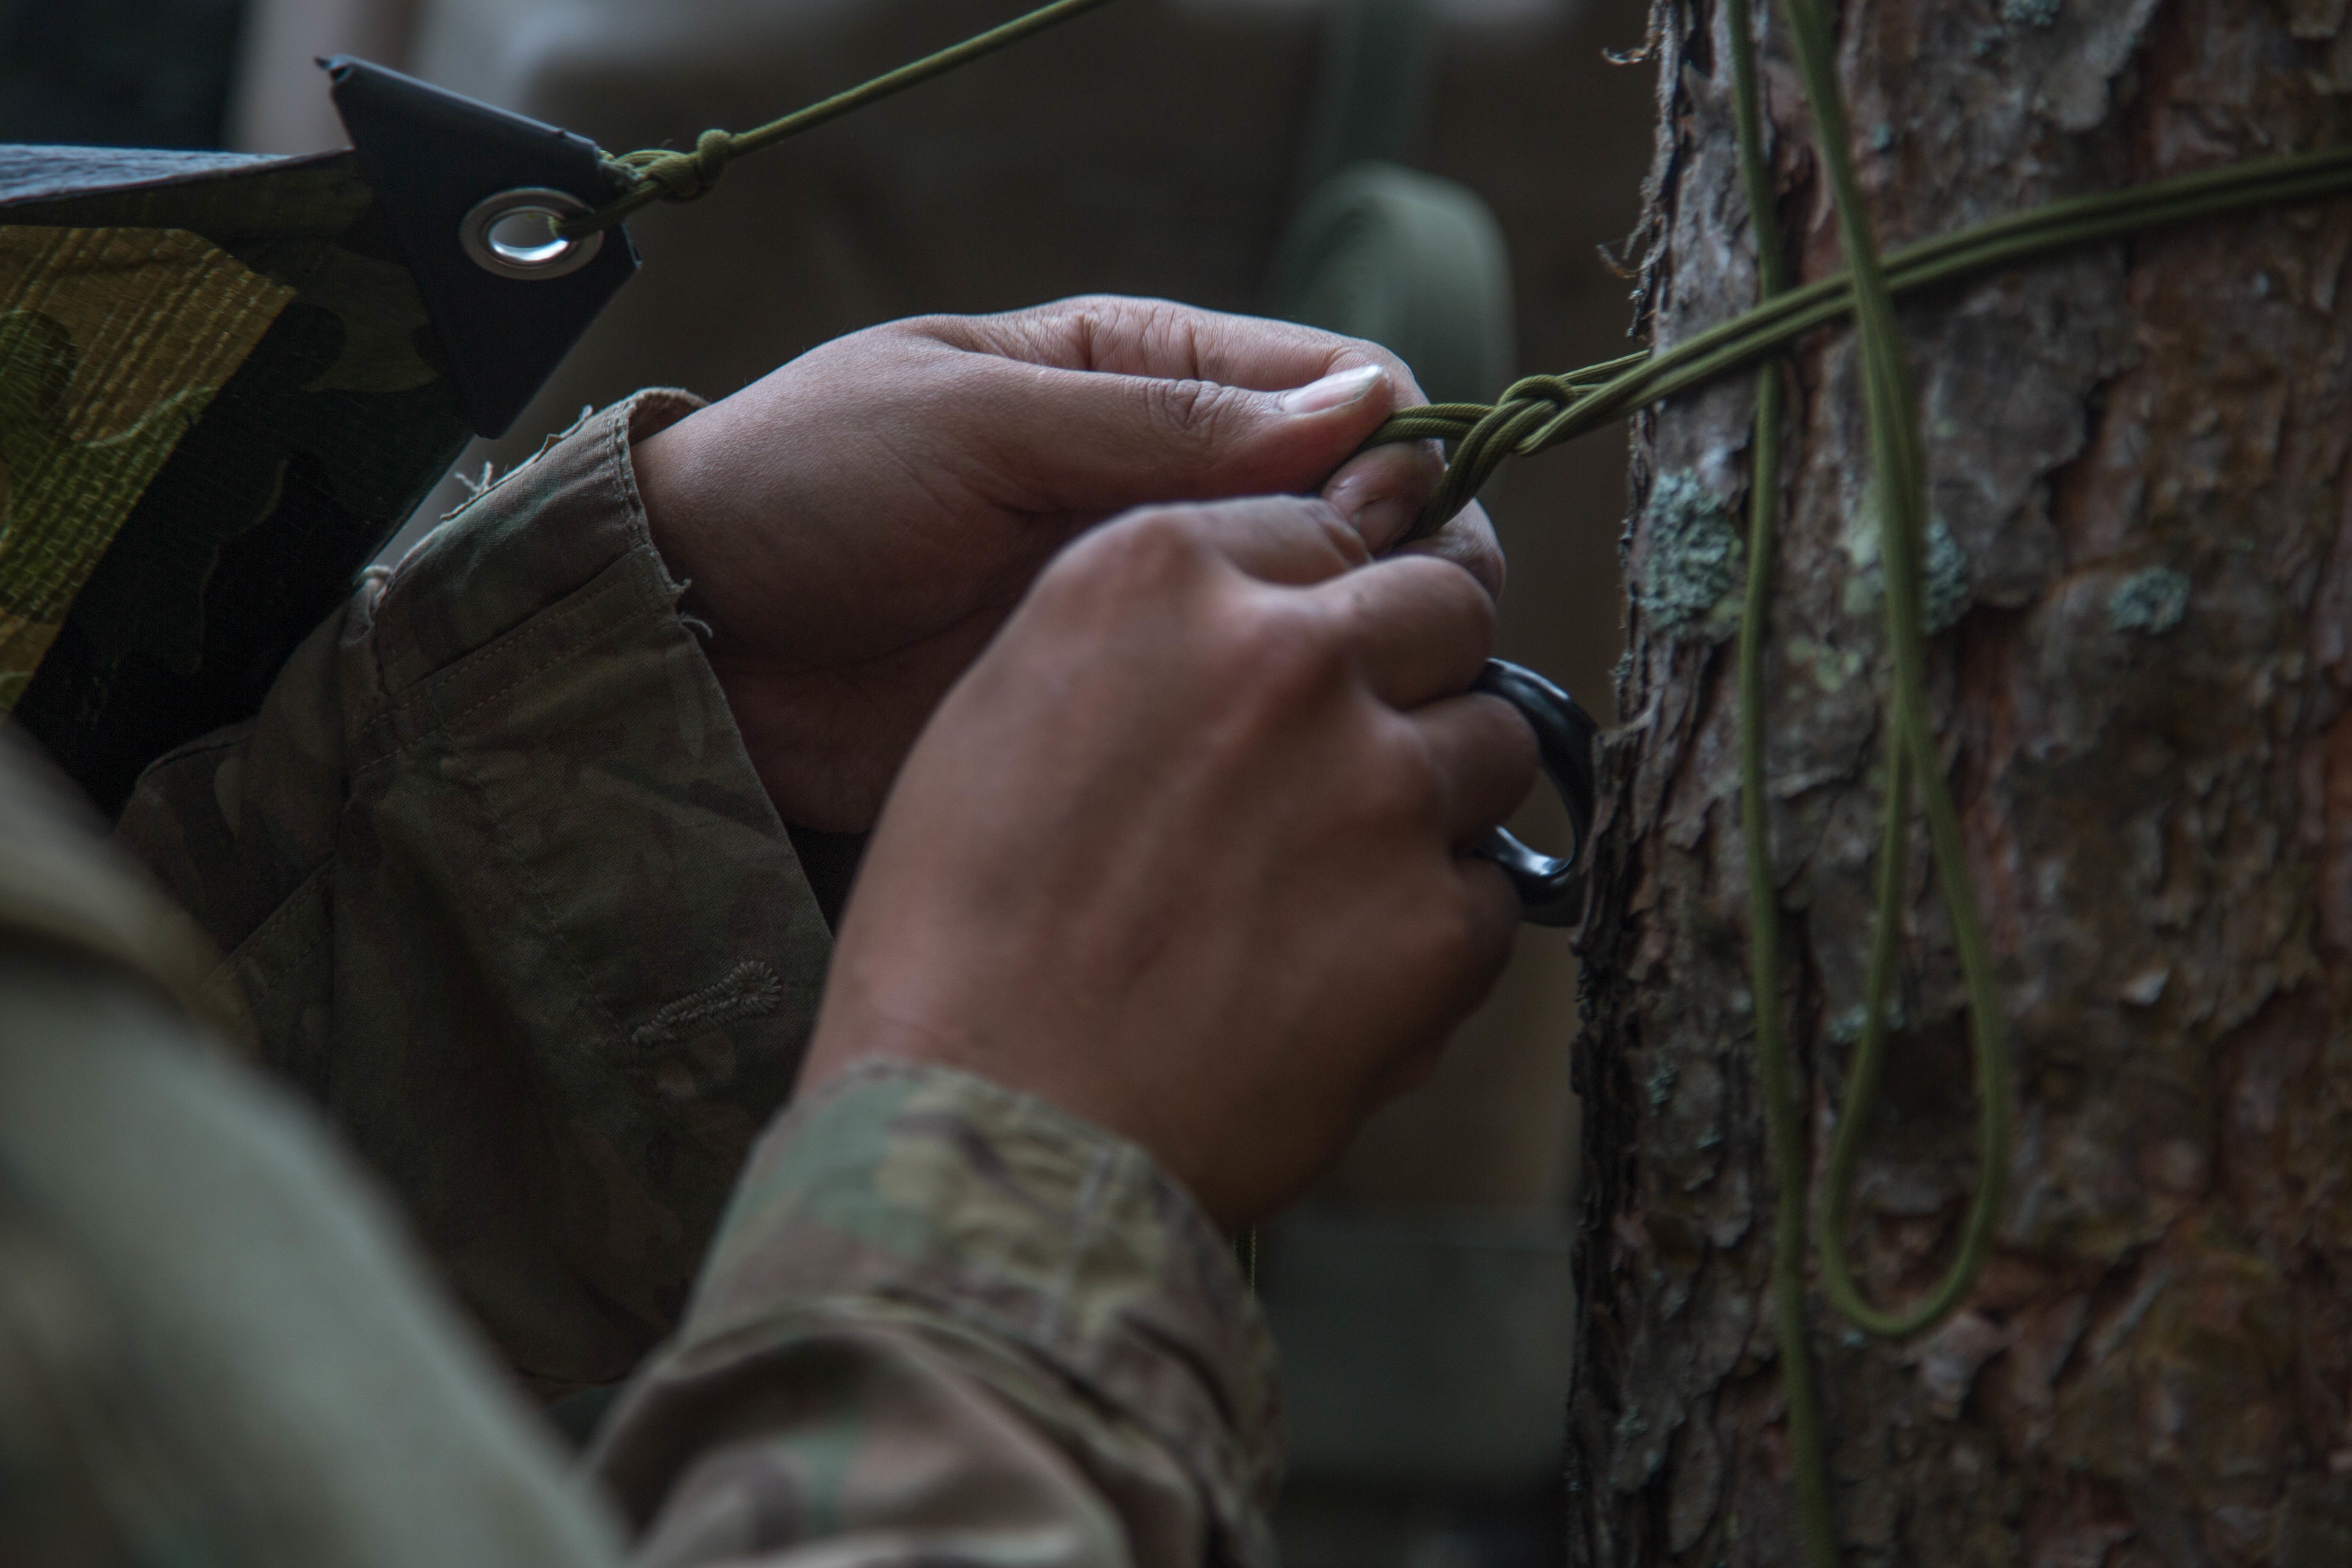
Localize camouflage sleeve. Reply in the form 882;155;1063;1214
0;735;633;1568
114;392;838;1399
591;1060;1281;1568
109;392;1287;1566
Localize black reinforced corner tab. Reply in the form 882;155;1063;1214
326;57;637;438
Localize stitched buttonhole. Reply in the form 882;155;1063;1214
630;959;784;1050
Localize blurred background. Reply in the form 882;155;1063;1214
0;0;1649;1560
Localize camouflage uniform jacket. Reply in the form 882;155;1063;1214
8;392;1281;1566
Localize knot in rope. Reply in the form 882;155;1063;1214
568;128;743;237
631;128;738;202
1379;370;1625;541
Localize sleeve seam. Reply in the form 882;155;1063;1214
423;680;634;1055
435;569;660;733
215;860;333;1005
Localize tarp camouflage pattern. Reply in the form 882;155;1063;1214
0;147;476;812
2;65;635;814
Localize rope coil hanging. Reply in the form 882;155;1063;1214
1367;12;2352;1568
1734;0;2008;1560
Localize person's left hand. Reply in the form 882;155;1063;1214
798;493;1534;1224
632;295;1499;830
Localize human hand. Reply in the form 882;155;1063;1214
796;494;1536;1227
632;296;1498;830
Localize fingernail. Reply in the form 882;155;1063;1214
1279;364;1384;415
1348;496;1419;553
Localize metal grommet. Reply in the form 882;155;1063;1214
458;188;604;280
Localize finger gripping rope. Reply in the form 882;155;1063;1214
1391;370;1633;539
1378;142;2352;543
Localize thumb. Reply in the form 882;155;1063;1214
976;358;1405;514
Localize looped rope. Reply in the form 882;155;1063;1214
1365;25;2352;1568
1376;139;2352;544
1387;364;1642;539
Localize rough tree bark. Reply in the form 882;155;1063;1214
1571;1;2352;1563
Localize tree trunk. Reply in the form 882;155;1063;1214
1571;1;2352;1563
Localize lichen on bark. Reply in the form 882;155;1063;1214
1571;1;2352;1563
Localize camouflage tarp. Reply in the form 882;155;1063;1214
1;66;636;813
1;149;467;811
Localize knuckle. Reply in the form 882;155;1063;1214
1358;556;1497;658
1429;876;1512;984
1331;338;1423;404
1426;554;1501;632
1395;887;1478;987
1387;726;1451;824
1129;297;1202;368
1139;375;1232;461
1303;500;1374;569
1437;896;1488;977
1058;295;1123;360
1492;694;1542;774
1051;505;1204;599
1486;715;1541;807
1055;292;1126;318
1242;602;1349;694
1340;717;1443;832
1412;503;1506;602
1105;503;1203;561
1453;579;1503;661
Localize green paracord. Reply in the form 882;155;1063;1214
1371;18;2352;1568
557;0;1120;239
1381;140;2352;541
529;1;2351;1557
1722;0;1835;1560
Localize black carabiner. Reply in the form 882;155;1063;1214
1472;659;1597;927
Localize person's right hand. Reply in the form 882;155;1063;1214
798;494;1537;1228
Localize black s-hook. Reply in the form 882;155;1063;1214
1472;660;1596;927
